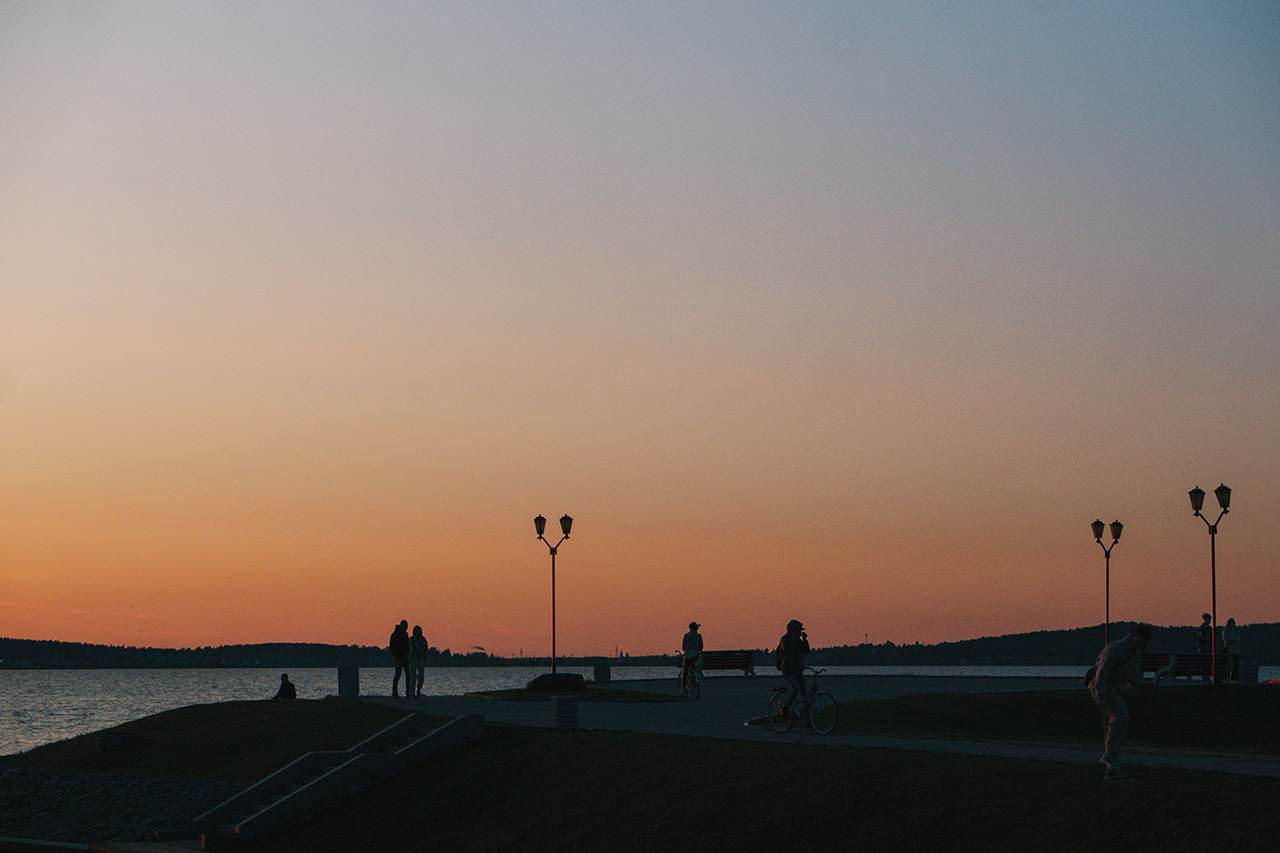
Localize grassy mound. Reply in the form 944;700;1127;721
0;698;412;781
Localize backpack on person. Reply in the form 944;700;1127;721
774;642;785;672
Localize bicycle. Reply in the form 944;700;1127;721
678;651;702;700
768;667;837;734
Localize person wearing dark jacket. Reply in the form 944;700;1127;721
273;673;296;700
389;620;411;698
1089;622;1151;779
778;619;811;719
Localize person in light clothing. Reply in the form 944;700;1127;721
1222;618;1242;683
1089;622;1152;780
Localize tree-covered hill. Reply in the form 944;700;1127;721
4;622;1277;669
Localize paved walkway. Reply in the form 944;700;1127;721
375;674;1280;779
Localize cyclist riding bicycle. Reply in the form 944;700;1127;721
681;621;703;697
777;619;811;718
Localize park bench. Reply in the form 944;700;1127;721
699;649;756;675
1141;652;1242;685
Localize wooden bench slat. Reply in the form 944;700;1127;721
697;649;755;675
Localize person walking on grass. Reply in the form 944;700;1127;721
389;620;411;697
1089;622;1152;780
777;619;811;721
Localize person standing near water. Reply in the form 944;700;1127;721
1089;622;1152;780
409;625;429;698
389;620;411;697
1197;613;1213;683
680;621;703;697
1222;618;1242;683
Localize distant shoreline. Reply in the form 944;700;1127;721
5;622;1279;669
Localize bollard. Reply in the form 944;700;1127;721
338;665;360;699
594;664;611;683
550;695;578;731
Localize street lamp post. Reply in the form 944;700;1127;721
1189;484;1230;685
534;513;573;674
1091;519;1123;646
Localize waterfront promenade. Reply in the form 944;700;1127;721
377;674;1280;779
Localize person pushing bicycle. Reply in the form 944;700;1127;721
680;621;703;697
777;619;811;718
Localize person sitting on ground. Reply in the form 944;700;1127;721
273;673;296;700
409;624;429;698
777;619;811;720
1089;622;1152;780
681;621;703;696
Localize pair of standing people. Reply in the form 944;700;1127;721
1198;612;1244;683
389;620;430;698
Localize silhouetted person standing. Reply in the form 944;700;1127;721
1223;617;1242;683
273;673;296;700
1197;612;1213;683
680;621;703;697
409;624;429;698
389;620;411;697
778;619;811;719
1089;622;1151;780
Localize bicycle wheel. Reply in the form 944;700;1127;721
768;691;793;733
689;673;701;700
809;692;838;734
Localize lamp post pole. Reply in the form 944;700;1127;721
1189;485;1231;685
1091;519;1123;646
534;513;573;675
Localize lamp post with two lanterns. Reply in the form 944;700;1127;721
533;513;573;675
1091;519;1123;646
1189;484;1231;685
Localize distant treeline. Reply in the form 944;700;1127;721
3;623;1278;670
0;638;670;670
803;623;1280;667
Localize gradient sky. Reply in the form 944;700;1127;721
3;2;1278;656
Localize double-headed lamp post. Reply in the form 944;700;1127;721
1091;519;1123;646
1189;484;1231;684
534;513;573;675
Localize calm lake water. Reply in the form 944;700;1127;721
4;664;1276;757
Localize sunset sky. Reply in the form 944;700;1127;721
3;2;1278;657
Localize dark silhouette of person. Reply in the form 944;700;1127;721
409;625;429;698
1197;612;1213;682
1223;617;1242;683
778;619;811;719
389;620;411;697
680;621;703;696
273;673;296;700
1089;622;1151;780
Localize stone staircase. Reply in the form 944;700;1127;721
186;712;483;849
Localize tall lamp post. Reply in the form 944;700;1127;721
1189;484;1230;685
534;513;573;674
1091;519;1123;646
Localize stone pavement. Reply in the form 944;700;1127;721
375;673;1280;779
